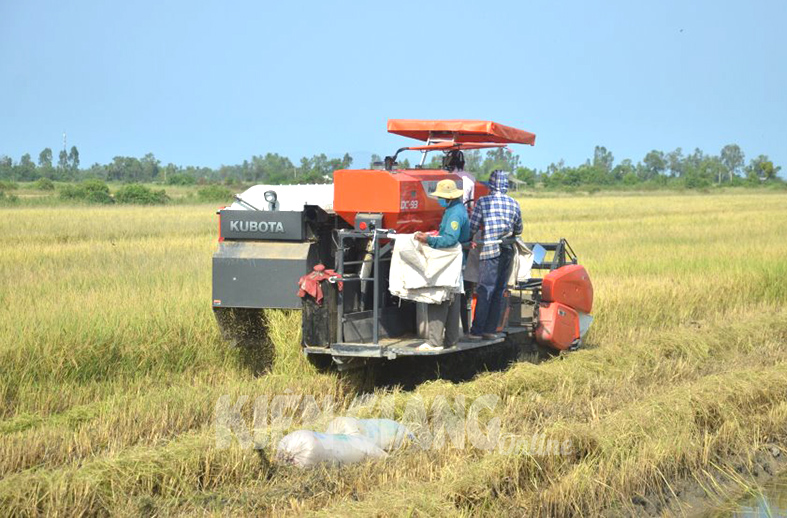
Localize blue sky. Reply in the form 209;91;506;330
1;0;785;171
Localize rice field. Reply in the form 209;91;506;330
1;192;786;516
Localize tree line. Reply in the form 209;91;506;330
0;149;353;186
439;145;782;189
0;144;781;189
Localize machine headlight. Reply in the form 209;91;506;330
264;190;277;204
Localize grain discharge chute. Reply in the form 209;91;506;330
212;120;594;369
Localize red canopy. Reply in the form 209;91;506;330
387;119;536;145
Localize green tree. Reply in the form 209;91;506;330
107;156;144;182
341;153;353;169
68;146;80;172
746;155;781;182
720;144;744;182
622;171;639;186
760;161;781;181
667;148;684;177
592;146;614;173
481;148;519;178
85;162;108;180
163;163;180;183
58;149;69;171
515;166;536;186
612;158;635;181
38;148;53;168
250;153;295;183
0;156;13;180
685;148;705;172
544;160;565;183
578;163;612;185
699;157;725;185
426;154;443;169
464;150;482;172
641;150;666;180
18;153;37;181
140;153;160;181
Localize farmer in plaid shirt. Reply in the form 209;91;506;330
468;170;523;339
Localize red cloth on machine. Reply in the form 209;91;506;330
297;264;343;305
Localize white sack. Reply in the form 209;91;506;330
275;430;387;467
465;237;531;286
509;238;534;285
389;235;463;303
326;417;413;451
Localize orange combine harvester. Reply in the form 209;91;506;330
212;120;593;370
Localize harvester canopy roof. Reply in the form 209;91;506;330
405;142;507;152
387;119;536;145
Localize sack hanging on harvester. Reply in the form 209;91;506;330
275;430;388;467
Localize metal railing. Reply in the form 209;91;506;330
334;228;396;351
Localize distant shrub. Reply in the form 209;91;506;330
166;173;196;186
34;178;55;191
684;175;711;189
0;181;19;191
115;184;169;205
622;172;639;186
0;191;19;204
59;180;114;204
765;180;787;190
197;185;234;202
638;181;661;191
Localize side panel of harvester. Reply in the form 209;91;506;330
535;265;594;350
212;209;325;310
541;264;593;314
213;239;319;309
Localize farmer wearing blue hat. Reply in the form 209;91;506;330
467;170;522;340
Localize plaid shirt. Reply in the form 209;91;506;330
469;173;523;260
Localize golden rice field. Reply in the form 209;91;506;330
1;192;786;516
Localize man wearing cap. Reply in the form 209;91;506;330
468;170;523;340
413;179;470;351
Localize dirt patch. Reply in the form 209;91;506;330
601;443;787;516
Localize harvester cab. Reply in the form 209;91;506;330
212;120;594;369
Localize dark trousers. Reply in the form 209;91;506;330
470;246;514;335
427;293;461;347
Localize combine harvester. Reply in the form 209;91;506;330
212;120;593;370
